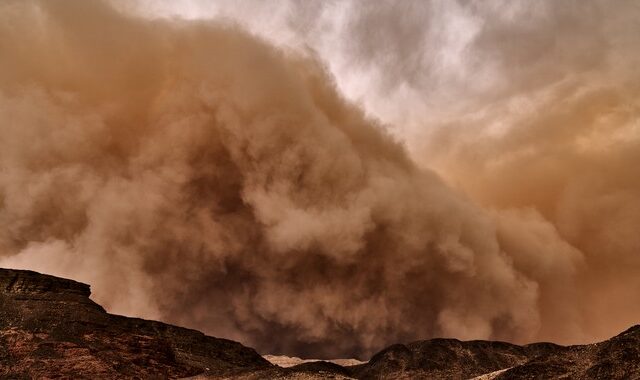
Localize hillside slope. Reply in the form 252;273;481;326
1;268;639;379
0;268;271;378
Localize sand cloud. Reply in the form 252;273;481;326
0;0;637;359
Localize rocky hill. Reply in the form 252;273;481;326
0;268;272;378
1;268;639;379
348;326;640;379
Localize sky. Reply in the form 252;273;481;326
0;0;639;359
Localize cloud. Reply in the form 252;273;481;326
1;0;637;359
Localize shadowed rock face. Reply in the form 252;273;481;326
1;268;639;379
349;328;640;380
0;268;272;379
351;340;532;379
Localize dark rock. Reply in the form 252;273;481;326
352;338;530;379
2;268;640;379
0;268;271;379
289;360;353;375
354;327;640;379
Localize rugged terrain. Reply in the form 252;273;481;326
1;268;639;379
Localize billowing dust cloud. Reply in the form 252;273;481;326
0;0;636;359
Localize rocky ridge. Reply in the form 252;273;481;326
0;268;271;378
1;268;639;379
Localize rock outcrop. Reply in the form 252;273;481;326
1;268;639;379
0;268;271;379
347;327;640;379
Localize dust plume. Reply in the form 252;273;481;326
0;0;632;359
408;1;640;344
187;0;640;346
